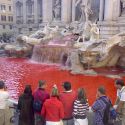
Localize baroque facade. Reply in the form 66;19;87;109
0;0;13;35
99;0;125;38
13;0;100;36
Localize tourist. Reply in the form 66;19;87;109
73;88;89;125
59;81;77;125
41;87;64;125
0;81;10;125
17;85;34;125
33;80;50;125
91;86;110;125
115;79;125;125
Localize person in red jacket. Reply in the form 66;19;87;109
33;80;50;125
59;81;77;125
41;87;64;125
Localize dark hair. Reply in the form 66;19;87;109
24;85;32;95
77;88;87;104
98;86;106;95
0;81;5;89
38;80;46;88
115;79;124;87
62;81;71;91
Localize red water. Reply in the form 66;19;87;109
0;57;125;105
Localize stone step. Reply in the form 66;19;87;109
99;34;114;39
117;16;125;23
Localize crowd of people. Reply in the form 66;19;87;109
0;79;125;125
0;34;14;43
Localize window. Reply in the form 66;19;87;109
9;25;12;29
9;6;11;11
29;28;32;31
1;5;6;11
11;16;13;21
8;16;13;22
16;1;23;17
8;16;10;21
1;15;6;21
3;25;5;29
26;0;34;16
18;28;22;33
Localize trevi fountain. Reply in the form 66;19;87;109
1;0;125;124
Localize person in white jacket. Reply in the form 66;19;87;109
0;81;9;125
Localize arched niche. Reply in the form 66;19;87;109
16;1;23;17
26;0;34;16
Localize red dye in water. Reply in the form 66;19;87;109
0;57;125;105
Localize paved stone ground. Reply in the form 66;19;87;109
9;102;122;125
8;100;18;125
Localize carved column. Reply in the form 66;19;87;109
13;0;16;24
72;0;76;22
23;0;27;23
34;0;38;23
42;0;53;23
104;0;120;21
104;0;113;21
61;0;72;23
113;0;121;20
99;0;105;21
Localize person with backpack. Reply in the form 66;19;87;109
91;86;112;125
115;79;125;125
18;85;34;125
33;80;50;125
73;88;89;125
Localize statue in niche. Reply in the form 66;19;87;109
75;0;93;22
121;0;125;14
80;2;93;22
53;0;61;21
75;0;82;21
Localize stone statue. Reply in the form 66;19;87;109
80;3;93;22
121;0;125;8
74;0;93;22
69;50;85;74
29;24;50;39
74;21;92;48
82;20;92;41
90;23;99;41
49;26;60;38
4;35;33;57
42;24;51;35
121;0;125;14
53;0;61;21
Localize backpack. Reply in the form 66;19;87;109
33;90;43;112
33;100;42;112
101;97;117;125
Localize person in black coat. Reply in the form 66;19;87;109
18;85;34;125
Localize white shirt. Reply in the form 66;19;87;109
117;86;125;102
0;90;9;109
